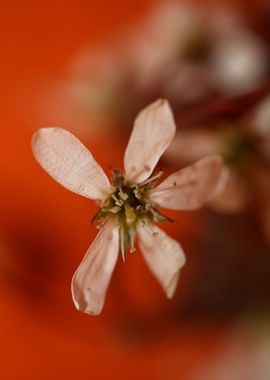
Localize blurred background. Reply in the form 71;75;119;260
1;0;270;378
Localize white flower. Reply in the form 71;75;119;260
32;99;227;315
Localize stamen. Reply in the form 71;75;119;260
97;168;171;259
119;188;128;201
138;171;163;187
120;225;125;262
112;194;123;207
133;186;142;199
129;228;136;253
110;206;121;213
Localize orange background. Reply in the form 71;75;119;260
0;1;267;379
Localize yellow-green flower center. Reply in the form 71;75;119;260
94;169;170;259
221;125;262;169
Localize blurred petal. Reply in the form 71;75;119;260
32;127;111;201
149;155;227;210
251;95;270;137
164;130;221;163
137;222;186;298
71;221;119;315
165;64;212;104
209;165;230;199
212;30;268;96
209;169;250;213
124;99;176;183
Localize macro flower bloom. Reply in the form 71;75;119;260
32;99;227;315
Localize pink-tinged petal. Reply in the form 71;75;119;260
124;99;176;183
32;127;111;201
209;169;250;213
71;221;119;315
251;95;270;137
164;130;221;164
149;155;227;210
209;165;230;200
137;222;186;298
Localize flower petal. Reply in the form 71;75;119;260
32;127;111;201
149;155;227;210
209;169;250;213
137;222;186;298
124;99;176;183
251;95;270;137
71;221;119;315
164;130;222;164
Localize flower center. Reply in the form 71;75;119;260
221;125;262;169
93;169;170;259
182;27;211;62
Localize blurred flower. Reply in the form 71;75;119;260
63;49;126;132
32;99;227;315
130;2;269;97
194;317;270;380
165;94;270;243
56;1;269;134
